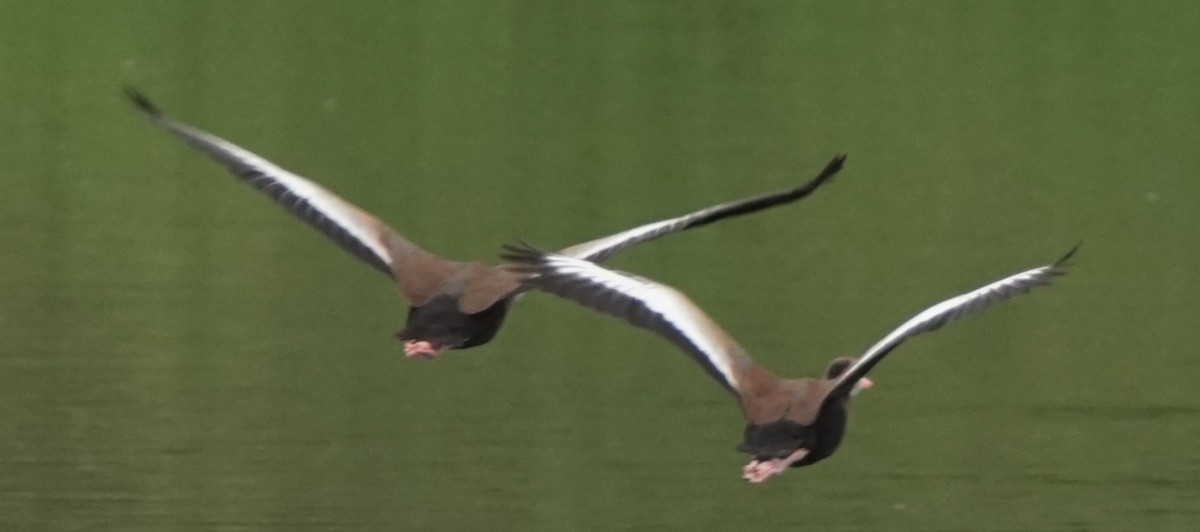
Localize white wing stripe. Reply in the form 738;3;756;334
540;254;743;393
838;260;1066;394
558;155;846;263
558;218;679;262
860;265;1054;361
173;123;397;271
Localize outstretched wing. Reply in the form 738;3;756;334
826;245;1078;401
557;155;846;263
502;244;756;396
126;88;454;306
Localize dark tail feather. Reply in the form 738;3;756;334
500;242;549;274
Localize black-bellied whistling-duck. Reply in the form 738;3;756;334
126;89;847;359
502;244;1076;482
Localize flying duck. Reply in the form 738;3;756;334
502;243;1076;482
126;89;847;359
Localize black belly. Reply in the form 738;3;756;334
455;298;511;349
737;420;814;460
401;295;513;350
737;401;849;468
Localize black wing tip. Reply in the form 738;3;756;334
827;153;848;171
1053;242;1082;269
774;152;847;198
123;86;162;117
815;153;848;182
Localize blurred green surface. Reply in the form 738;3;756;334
1;1;1198;530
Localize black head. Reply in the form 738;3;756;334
824;357;857;380
825;356;875;397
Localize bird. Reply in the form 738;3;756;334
125;88;848;359
501;243;1077;482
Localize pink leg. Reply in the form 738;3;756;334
404;341;444;360
741;448;809;484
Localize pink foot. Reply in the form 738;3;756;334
742;459;786;483
404;341;443;360
741;448;810;484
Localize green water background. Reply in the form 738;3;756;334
1;1;1197;530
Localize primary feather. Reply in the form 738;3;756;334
125;87;435;281
558;155;846;263
503;244;752;395
826;244;1078;400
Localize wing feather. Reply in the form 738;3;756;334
126;89;454;303
827;244;1078;400
503;244;754;396
557;155;846;263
